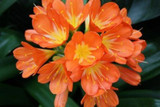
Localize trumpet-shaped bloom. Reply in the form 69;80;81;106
81;89;119;107
54;89;68;107
65;31;104;68
127;41;146;72
101;23;134;64
26;11;69;48
117;66;141;86
38;57;73;94
52;0;92;30
13;42;55;78
120;8;143;40
81;60;120;96
89;0;122;32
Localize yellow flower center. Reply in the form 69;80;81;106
74;42;93;63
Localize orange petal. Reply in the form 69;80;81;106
71;31;84;43
52;0;67;17
95;89;119;107
134;39;147;51
128;63;142;72
105;89;119;106
103;63;120;83
38;73;51;83
81;95;95;107
65;60;81;72
98;2;120;21
81;74;99;96
107;22;133;38
32;14;53;34
42;0;54;9
64;41;76;60
21;41;34;49
84;31;102;48
33;48;55;66
49;75;68;94
115;55;127;64
113;38;134;57
47;7;69;30
118;66;141;86
13;47;32;60
131;43;142;58
66;0;84;16
22;65;38;78
54;89;68;107
33;6;45;14
31;34;56;48
101;52;115;62
90;0;100;18
91;47;104;61
70;69;83;82
25;29;38;41
129;29;142;40
120;8;132;25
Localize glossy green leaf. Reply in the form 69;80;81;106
0;83;34;106
141;52;160;81
119;90;160;99
118;98;160;107
128;0;160;24
23;78;79;107
0;56;19;81
0;0;17;16
0;29;23;57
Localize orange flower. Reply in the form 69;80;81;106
38;57;73;94
30;0;54;17
52;0;92;30
81;89;119;107
120;8;131;25
101;23;134;64
13;42;55;78
80;58;120;96
117;66;141;86
127;41;146;72
89;0;122;32
120;8;142;40
65;31;104;68
129;29;142;40
25;9;69;48
54;89;68;107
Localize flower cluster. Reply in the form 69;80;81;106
13;0;147;107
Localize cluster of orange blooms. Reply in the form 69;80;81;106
13;0;147;107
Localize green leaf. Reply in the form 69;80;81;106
0;0;17;16
119;90;160;99
0;83;34;106
23;78;79;107
128;0;160;24
118;98;160;107
0;56;19;81
140;51;160;81
0;29;23;57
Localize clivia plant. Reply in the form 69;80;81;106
13;0;147;107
